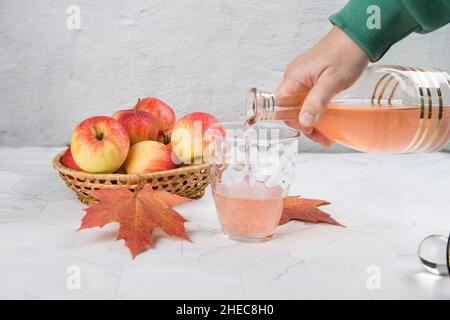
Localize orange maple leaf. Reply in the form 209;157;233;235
78;186;191;258
280;196;344;227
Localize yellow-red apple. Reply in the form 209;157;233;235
112;109;158;145
134;97;175;142
170;112;218;165
61;146;81;171
71;116;130;173
124;141;177;174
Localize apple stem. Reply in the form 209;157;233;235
164;134;170;145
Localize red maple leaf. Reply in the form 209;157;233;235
280;196;344;227
78;186;191;258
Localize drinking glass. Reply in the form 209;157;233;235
204;121;300;242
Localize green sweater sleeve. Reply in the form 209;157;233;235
329;0;450;62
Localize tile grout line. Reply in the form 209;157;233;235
112;269;123;300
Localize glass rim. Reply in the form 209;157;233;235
206;121;301;143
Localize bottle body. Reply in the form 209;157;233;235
246;65;450;153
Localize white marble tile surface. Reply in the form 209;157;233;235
0;147;449;299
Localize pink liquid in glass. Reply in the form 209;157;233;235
212;181;284;241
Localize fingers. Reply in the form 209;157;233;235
308;128;335;148
285;119;313;135
285;121;335;148
278;67;311;133
277;78;305;96
299;73;342;128
277;59;310;96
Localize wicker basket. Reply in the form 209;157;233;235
52;151;211;205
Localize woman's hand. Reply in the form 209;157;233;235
278;26;369;146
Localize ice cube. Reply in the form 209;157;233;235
232;161;246;171
264;175;279;189
243;173;256;188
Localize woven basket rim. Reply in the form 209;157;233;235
52;150;210;179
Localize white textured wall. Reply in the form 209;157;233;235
0;0;449;151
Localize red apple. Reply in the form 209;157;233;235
71;116;130;173
61;146;81;171
134;97;175;141
170;112;218;165
124;141;177;174
112;109;158;145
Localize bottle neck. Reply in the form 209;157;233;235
246;88;276;123
246;87;307;122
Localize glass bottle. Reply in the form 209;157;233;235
246;65;450;153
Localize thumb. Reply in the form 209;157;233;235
299;74;341;128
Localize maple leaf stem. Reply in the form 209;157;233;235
133;176;147;196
